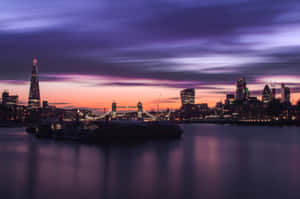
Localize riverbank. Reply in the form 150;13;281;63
1;119;300;129
178;119;300;126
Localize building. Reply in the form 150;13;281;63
248;97;260;104
180;88;195;106
215;101;223;111
262;85;272;103
28;58;41;109
225;94;235;105
0;91;25;122
281;84;291;103
235;77;248;101
42;100;56;110
196;103;209;112
272;88;276;100
42;100;49;108
2;91;18;106
246;88;250;100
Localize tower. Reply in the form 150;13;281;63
180;88;195;106
28;58;41;109
236;77;247;102
281;84;291;103
137;101;143;120
262;85;272;104
111;101;117;119
272;88;276;100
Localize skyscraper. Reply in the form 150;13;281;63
28;58;41;109
2;91;18;106
272;88;276;100
262;85;272;103
235;77;248;101
180;88;195;106
281;84;290;103
286;88;291;103
225;94;235;105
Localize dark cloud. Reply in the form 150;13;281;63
135;1;292;41
1;0;300;93
49;102;71;105
0;80;27;85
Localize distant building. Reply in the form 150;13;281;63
262;85;272;103
42;100;49;108
247;97;262;118
42;100;56;110
216;102;223;111
248;97;260;104
2;91;18;106
235;77;248;101
272;88;276;100
0;91;25;122
225;94;235;105
28;58;41;109
246;88;250;100
196;103;209;111
281;84;291;103
180;88;195;106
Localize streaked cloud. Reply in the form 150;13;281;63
1;0;300;108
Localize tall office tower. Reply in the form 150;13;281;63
111;102;117;119
281;84;291;103
272;88;276;100
2;91;9;104
285;87;291;103
28;58;41;109
245;87;250;101
262;85;272;103
180;88;195;106
2;91;18;106
235;77;247;101
281;84;285;102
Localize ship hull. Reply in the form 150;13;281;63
36;121;183;142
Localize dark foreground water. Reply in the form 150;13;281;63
1;124;300;199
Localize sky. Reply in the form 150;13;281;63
1;0;300;111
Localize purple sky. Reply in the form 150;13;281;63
1;0;300;108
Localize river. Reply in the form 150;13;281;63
1;124;300;199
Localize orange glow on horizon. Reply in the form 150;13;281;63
1;79;300;112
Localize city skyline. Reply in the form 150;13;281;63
1;60;298;113
1;0;300;110
1;59;300;111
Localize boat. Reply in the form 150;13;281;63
35;120;183;142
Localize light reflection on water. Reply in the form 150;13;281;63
1;124;300;199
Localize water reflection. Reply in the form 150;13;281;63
1;125;300;199
0;128;183;199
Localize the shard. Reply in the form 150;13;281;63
28;58;41;109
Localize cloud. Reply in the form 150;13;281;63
0;80;27;85
150;97;180;104
1;0;300;99
48;102;71;105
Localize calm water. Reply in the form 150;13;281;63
1;124;300;199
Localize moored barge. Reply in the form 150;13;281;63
28;120;183;141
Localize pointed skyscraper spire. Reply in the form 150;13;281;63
28;58;41;109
